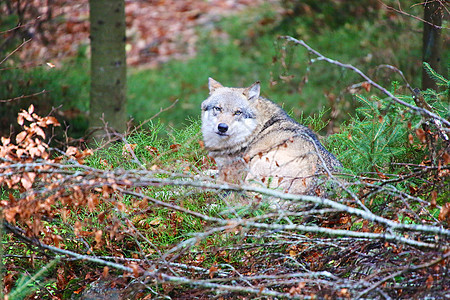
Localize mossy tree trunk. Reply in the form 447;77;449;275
89;0;127;143
421;1;443;91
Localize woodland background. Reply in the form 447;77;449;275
0;0;449;299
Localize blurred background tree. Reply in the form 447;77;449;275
88;0;127;143
422;0;444;90
0;0;448;140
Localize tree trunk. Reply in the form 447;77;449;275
421;1;442;91
89;0;127;143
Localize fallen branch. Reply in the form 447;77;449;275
2;159;449;240
356;251;450;298
0;89;47;103
279;36;450;130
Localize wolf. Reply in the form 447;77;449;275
201;78;342;196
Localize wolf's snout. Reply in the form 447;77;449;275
217;123;228;133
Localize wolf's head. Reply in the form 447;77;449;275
201;78;260;152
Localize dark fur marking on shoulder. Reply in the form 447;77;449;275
296;132;342;169
259;116;282;133
258;125;299;141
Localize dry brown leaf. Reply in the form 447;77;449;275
95;230;103;244
66;146;78;156
170;143;181;152
4;207;18;223
34;126;46;139
74;221;82;236
17;114;24;126
20;175;33;190
29;147;41;158
443;152;450;165
103;266;109;278
117;202;126;212
130;263;139;278
430;191;437;207
87;195;96;212
1;137;10;146
438;203;450;222
46;116;60;126
426;274;434;289
361;81;371;92
16;131;27;144
150;218;161;226
416;128;426;143
209;264;218;279
408;133;414;144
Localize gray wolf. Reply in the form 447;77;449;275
201;78;342;195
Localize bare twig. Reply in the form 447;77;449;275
279;36;450;130
0;89;47;103
132;99;179;133
356;251;450;298
378;0;448;30
1;159;449;240
0;38;32;65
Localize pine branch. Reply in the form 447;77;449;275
423;62;448;87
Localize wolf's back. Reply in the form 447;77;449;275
244;96;341;194
201;78;341;195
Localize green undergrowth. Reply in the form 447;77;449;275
2;79;447;298
1;1;428;137
0;52;90;138
87;119;204;170
83;120;214;249
326;66;449;210
2;2;448;298
128;4;424;129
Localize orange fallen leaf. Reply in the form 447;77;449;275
103;266;109;278
16;131;27;144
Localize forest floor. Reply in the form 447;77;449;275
9;0;278;67
1;1;449;299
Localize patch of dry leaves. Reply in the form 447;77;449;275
0;105;93;241
2;0;276;67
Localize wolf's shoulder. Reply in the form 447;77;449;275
255;96;312;132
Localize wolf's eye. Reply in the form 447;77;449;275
234;110;243;116
212;106;222;113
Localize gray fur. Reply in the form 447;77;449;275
201;78;341;195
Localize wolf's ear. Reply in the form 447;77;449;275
245;81;260;101
208;77;224;94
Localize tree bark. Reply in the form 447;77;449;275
421;1;443;91
89;0;127;143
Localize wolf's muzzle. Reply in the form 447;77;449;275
217;123;228;133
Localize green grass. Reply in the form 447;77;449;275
0;55;90;138
86;119;204;170
1;3;448;298
78;121;223;252
127;4;424;129
1;1;426;137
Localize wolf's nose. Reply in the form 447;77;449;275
217;123;228;133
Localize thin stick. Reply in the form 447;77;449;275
280;36;450;130
0;89;47;103
0;38;32;66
